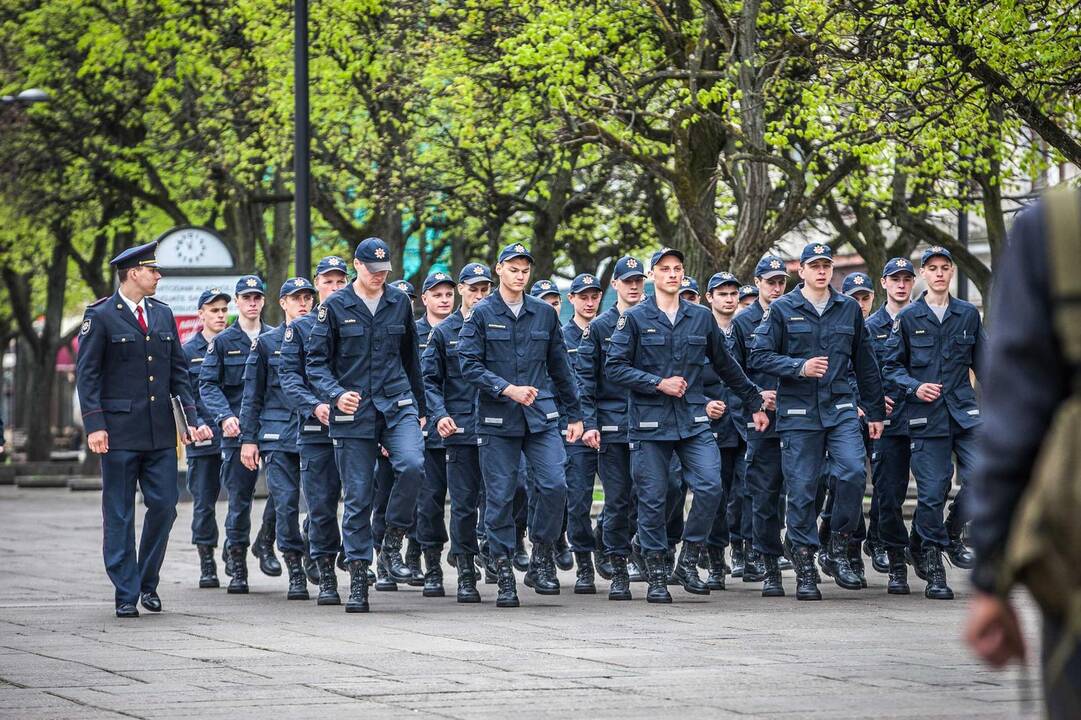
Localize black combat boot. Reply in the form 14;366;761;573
456;555;481;603
222;543;234;577
847;541;868;588
644;551;672;604
594;524;613;580
864;539;889;574
337;550;348;572
346;560;370;613
679;542;711;595
554;535;573;571
197;545;219;588
227;544;249;594
793;545;821;601
405;538;425;587
886;548;910;595
573;551;596;594
253;520;282;577
422;547;445;598
922;546;954;600
668;544;687;586
374;549;398;591
946;537;975;569
380;527;413;583
730;541;746;578
524;542;560;595
317;556;340;605
512;531;530;572
302;551;320;586
743;545;766;583
495;557;520;608
608;555;632;601
283;551;310;600
706;546;726;591
479;540;497;584
779;535;794;572
906;543;927;581
762;555;785;597
826;532;863;590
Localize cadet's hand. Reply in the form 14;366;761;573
221;416;241;438
380;445;390;458
503;384;539;406
419;416;427;430
314;403;331;426
181;425;198;445
884;396;896;415
751;410;770;433
88;430;109;454
437;416;459;438
915;383;943;402
867;421;884;440
965;593;1026;668
337;391;361;414
802;356;829;378
565;421;584;444
857;406;866;419
760;390;777;411
657;376;687;397
240;442;260;471
706;400;727;420
582;429;601;450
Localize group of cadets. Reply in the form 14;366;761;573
79;234;983;617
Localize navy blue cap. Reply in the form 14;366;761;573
354;237;393;272
459;263;493;285
707;271;740;292
280;277;315;299
800;243;833;265
422;271;455;293
679;276;700;295
650;246;684;269
882;257;915;277
569;272;602;294
498;243;534;264
920;246;953;266
110;241;159;270
529;279;560;298
754;255;787;279
842;272;873;296
612;255;646;280
197;287;230;310
235;275;266;296
316;256;349;276
738;284;759;301
390;279;416;298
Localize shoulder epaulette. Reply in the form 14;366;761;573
88;297;109;308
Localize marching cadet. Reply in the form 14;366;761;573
305;237;427;613
738;284;759;310
531;279;562;310
182;288;231;588
579;256;647;601
750;243;885;601
199;275;280;585
413;270;457;597
607;247;769;603
457;243;584;608
238;278;315;598
279;257;350;605
884;246;982;600
679;276;700;303
75;241;202;617
562;272;603;594
422;262;494;602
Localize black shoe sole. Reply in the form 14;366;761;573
608;591;632;601
457;593;481;603
574;586;597;595
408;578;425;587
532;586;560;596
646;595;673;604
681;582;710;596
496;598;520;608
199;579;220;588
796;591;822;601
260;566;283;577
423;588;446;598
887;586;911;595
317;595;342;605
374;582;398;592
345;603;370;613
762;587;786;597
115;611;140;618
925;589;954;600
287;591;310;600
834;577;863;591
227;586;249;594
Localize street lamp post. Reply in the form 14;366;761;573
294;0;311;279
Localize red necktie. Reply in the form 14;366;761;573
136;305;148;333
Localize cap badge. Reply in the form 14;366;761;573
434;272;446;280
583;275;594;284
813;245;826;254
246;278;259;287
374;247;387;259
514;244;526;253
626;259;638;268
328;257;341;266
769;259;781;269
853;275;865;285
473;265;484;274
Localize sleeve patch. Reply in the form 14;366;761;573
616;316;627;331
318;305;328;322
80;319;91;335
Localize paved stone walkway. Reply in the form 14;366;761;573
0;486;1042;719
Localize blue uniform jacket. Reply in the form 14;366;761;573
702;324;742;448
731;301;777;441
75;291;196;452
883;294;984;438
182;332;222;457
416;315;444;449
199;320;269;449
577;306;631;443
749;285;885;431
457;292;583;437
422;310;480;446
605;295;763;442
865;306;908;437
278;311;331;446
239;324;300;452
560;319;591;453
305;283;426;440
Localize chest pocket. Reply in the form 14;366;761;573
487;327;512;359
110;333;139;361
785;322;813;355
528;330;550;358
638;333;667;367
831;327;854;357
685;334;707;363
380;324;405;351
339;324;366;356
446;341;461;376
909;335;936;367
954;333;976;364
267;354;283;387
223;354;247;385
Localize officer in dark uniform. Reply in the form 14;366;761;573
457;243;584;608
422;262;494;602
607;247;769;603
238;278;315;599
199;275;277;584
884;246;983;600
279;257;350;604
305;237;427;613
75;241;201;617
579;256;647;601
182;288;231;588
750;243;885;601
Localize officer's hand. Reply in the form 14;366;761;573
88;430;109;454
195;425;214;442
751;411;770;433
706;400;726;420
181;425;198;445
884;396;895;415
801;356;829;378
760;390;777;411
965;593;1026;668
314;403;331;426
582;429;601;450
240;443;260;471
565;421;584;444
657;376;687;397
503;384;539;406
221;416;241;438
380;445;390;458
437;416;459;438
867;421;884;440
915;383;943;402
337;391;361;414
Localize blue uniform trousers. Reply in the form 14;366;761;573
665;455;687;548
479;428;567;558
300;444;341;560
446;445;483;556
264;451;304;554
372;455;393;548
565;449;598;553
727;444;751;544
910;420;977;548
631;433;723;553
480;457;528;540
186;454;222;546
708;443;746;549
222;448;274;548
100;448;178;606
597;442;634;557
870;435;911;549
417;448;449;549
819;467;867;544
748;437;785;556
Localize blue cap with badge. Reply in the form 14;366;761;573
354;237;393;273
882;257;916;277
707;271;740;292
110;241;159;270
197;287;230;310
738;284;759;301
390;279;416;298
612;256;646;280
459;263;492;285
754;255;787;279
498;243;534;264
422;271;455;293
569;272;602;294
650;246;684;269
235;275;266;296
800;243;833;265
316;256;349;276
280;277;315;298
842;272;873;296
920;246;953;266
529;279;560;299
679;276;699;295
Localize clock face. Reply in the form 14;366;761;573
157;227;233;268
174;230;208;265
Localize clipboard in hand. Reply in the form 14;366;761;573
171;395;192;443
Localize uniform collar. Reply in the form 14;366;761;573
790;283;844;316
915;292;954;322
489;290;534;320
111;290;149;334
